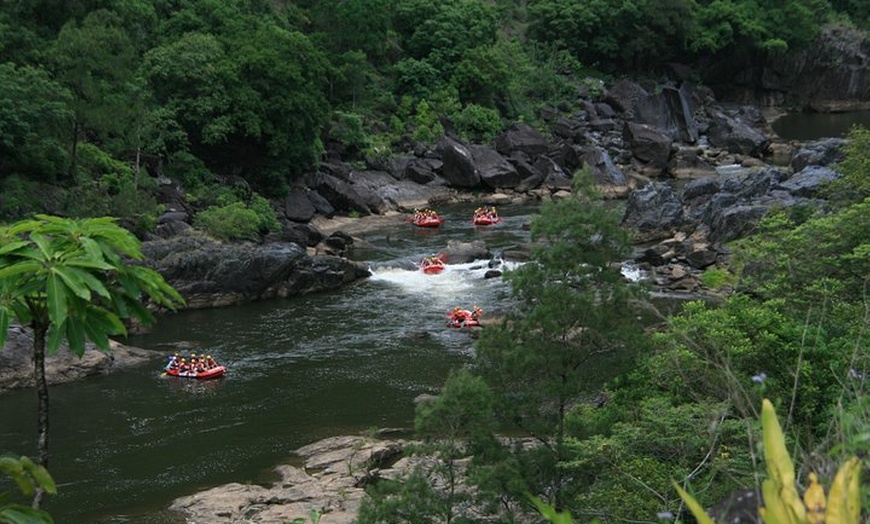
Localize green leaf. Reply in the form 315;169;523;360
46;323;65;354
45;273;68;328
0;261;43;280
0;240;29;256
51;266;90;301
28;464;56;495
0;308;10;349
65;318;86;355
0;504;54;524
64;267;111;299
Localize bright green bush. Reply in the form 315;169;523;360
194;197;281;242
699;267;736;289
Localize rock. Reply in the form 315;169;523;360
470;144;524;189
170;436;409;524
790;138;847;172
622;182;686;242
778;166;842;197
283;189;317;223
1;324;159;395
706;107;769;156
623;122;673;172
632;84;699;143
494;123;550;157
438;136;482;187
142;232;370;309
442;240;490;264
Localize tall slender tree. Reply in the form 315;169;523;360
0;215;184;507
474;170;647;509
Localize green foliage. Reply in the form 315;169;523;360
0;63;72;183
410;100;445;145
193;196;281;242
415;368;497;445
699;267;737;290
0;215;185;355
451;104;503;144
562;397;751;520
527;0;831;72
0;176;44;220
142;10;330;194
733;200;870;319
473;170;647;508
50;9;144;159
357;470;453;524
828;125;870;205
651;296;851;439
0;454;55;523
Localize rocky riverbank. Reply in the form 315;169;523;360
1;77;853;395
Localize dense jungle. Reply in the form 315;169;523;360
0;0;868;522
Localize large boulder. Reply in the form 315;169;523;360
469;144;524;189
777;165;842;197
623;122;673;172
283;189;317;223
494;123;551;157
142;232;370;309
438;137;481;187
622;182;686;242
790;137;847;172
706;107;769;156
632;84;699;143
307;172;373;216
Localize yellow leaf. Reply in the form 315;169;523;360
803;473;826;524
826;457;861;524
761;399;806;524
672;481;716;524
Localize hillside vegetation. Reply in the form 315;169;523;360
0;0;866;228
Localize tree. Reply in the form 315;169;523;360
142;21;330;194
473;170;647;509
0;215;184;507
0;63;72;185
49;9;143;174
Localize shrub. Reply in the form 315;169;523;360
194;202;261;241
194;196;281;242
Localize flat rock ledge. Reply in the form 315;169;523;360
169;435;412;524
0;324;161;395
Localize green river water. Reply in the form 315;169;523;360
0;202;537;523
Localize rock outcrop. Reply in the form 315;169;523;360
0;324;160;395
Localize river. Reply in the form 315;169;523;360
0;201;537;523
771;109;870;140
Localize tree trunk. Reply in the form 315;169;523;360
31;323;49;509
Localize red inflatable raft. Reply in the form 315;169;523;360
420;254;446;274
166;366;227;380
409;209;444;228
472;215;502;226
472;206;501;226
164;354;227;380
413;216;444;228
446;306;483;328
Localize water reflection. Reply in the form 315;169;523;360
161;375;227;395
771;110;870;141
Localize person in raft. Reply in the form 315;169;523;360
448;307;471;327
471;305;483;320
